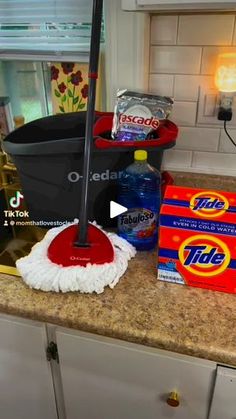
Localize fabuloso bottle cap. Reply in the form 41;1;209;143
134;150;147;161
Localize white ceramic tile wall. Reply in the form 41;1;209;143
150;46;202;74
176;127;220;151
178;15;235;46
151;15;178;45
149;13;236;177
171;102;197;126
149;74;174;96
201;46;236;75
219;129;236;152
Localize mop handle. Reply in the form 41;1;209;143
77;0;103;245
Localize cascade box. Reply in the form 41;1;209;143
157;186;236;294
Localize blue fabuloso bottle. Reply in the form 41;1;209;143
118;150;161;251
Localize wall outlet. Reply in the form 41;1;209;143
197;87;236;127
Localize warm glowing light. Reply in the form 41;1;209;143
215;53;236;93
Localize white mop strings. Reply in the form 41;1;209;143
16;221;136;294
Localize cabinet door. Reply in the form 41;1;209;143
56;329;215;419
0;315;57;419
208;366;236;419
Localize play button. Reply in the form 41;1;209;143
110;201;128;219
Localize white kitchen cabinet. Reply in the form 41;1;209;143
122;0;236;12
208;365;236;419
0;314;57;419
2;312;236;419
56;328;215;419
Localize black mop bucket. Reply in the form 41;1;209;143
3;111;178;227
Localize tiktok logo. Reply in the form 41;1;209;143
9;191;24;209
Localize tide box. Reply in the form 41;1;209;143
157;186;236;294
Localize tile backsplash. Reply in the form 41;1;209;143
149;14;236;177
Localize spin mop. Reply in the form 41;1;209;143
16;0;136;294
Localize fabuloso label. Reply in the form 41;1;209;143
158;186;236;294
118;208;157;239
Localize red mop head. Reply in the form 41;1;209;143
47;224;114;267
16;222;136;294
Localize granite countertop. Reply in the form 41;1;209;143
0;172;236;366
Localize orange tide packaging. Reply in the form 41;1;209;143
157;186;236;293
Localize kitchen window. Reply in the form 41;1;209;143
0;0;104;122
0;60;52;123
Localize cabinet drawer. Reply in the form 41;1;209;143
56;329;215;419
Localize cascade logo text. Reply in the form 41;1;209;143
119;114;159;130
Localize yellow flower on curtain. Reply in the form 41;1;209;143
51;62;89;114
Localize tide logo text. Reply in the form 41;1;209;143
193;198;225;211
183;245;225;266
179;235;230;277
190;191;229;218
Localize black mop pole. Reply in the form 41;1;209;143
76;0;103;245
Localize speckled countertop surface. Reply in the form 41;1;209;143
0;172;236;366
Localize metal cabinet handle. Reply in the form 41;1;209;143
167;391;180;407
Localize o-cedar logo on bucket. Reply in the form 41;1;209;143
190;191;229;218
178;235;230;277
